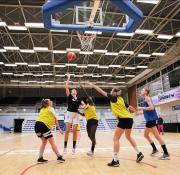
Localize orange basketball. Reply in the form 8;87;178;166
67;52;76;62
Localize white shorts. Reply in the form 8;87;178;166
65;111;79;125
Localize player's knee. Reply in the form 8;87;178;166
144;132;149;138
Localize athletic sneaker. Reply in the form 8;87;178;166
159;153;170;160
37;157;48;164
87;151;94;157
63;147;67;154
72;148;76;155
57;156;65;163
136;152;144;163
107;159;120;167
151;149;159;156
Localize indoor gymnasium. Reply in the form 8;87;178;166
0;0;180;175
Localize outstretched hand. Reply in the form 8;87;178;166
66;73;70;80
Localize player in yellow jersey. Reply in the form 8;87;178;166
34;99;65;164
80;84;99;157
86;81;144;166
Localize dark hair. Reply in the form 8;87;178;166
40;99;50;108
144;89;150;95
111;88;121;97
83;96;94;106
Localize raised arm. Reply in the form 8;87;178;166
65;73;70;96
86;81;107;97
79;84;93;104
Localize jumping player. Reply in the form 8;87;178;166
64;74;82;154
34;99;65;163
137;88;170;160
80;84;99;157
86;81;144;167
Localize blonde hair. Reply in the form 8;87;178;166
40;99;50;108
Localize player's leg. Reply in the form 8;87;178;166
72;123;78;154
125;129;144;162
150;126;170;160
37;137;48;163
64;122;70;153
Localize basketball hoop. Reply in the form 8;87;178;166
77;31;96;51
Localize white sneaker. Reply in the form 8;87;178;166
87;151;94;157
159;153;170;160
63;148;67;155
72;148;76;155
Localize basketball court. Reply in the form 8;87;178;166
0;0;180;175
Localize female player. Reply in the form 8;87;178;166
86;81;144;167
137;88;170;160
157;116;164;135
64;74;82;154
80;85;99;156
34;99;65;163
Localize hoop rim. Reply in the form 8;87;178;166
76;31;96;38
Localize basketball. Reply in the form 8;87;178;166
67;52;76;62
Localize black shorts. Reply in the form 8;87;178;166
146;120;157;128
117;118;133;129
34;121;53;139
87;119;98;129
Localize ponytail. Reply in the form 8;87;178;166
40;99;49;109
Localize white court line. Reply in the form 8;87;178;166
1;143;180;155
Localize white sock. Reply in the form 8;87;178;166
134;147;140;154
113;152;119;161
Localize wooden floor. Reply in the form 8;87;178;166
0;131;180;175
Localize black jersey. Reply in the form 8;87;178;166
67;94;81;112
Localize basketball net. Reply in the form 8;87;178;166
77;0;100;51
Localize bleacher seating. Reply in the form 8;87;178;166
106;118;118;130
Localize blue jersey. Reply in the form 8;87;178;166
143;99;158;121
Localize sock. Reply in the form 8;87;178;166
113;152;119;161
56;153;61;158
38;154;43;159
73;141;76;149
64;141;67;148
91;145;95;153
151;142;157;151
134;147;140;154
161;144;168;155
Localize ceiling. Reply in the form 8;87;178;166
0;0;179;88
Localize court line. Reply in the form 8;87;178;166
19;156;157;175
0;149;14;158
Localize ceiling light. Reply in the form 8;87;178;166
4;64;17;67
0;22;7;26
65;63;77;66
25;23;44;28
53;50;67;54
7;26;27;31
84;74;93;76
109;65;122;68
54;65;66;68
157;34;174;40
94;49;107;53
39;63;51;66
28;64;40;67
55;75;65;77
119;50;134;55
137;54;151;57
4;46;19;50
102;74;112;77
105;52;119;56
20;49;35;53
117;33;134;37
135;29;154;35
87;64;99;67
152;52;165;56
137;0;159;4
76;65;87;68
92;75;102;78
116;75;125;78
2;72;13;75
0;49;6;52
137;65;148;68
23;73;33;76
126;75;135;77
37;81;46;84
66;48;80;52
0;62;4;65
11;80;19;83
117;82;126;84
34;47;49;51
125;66;136;70
15;62;28;65
98;65;109;69
14;74;24;77
175;32;180;37
79;51;93;55
74;75;84;77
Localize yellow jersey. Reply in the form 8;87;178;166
110;96;132;119
36;107;56;129
84;104;99;121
